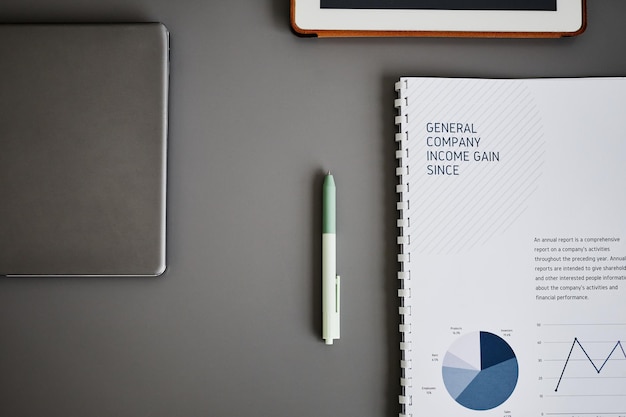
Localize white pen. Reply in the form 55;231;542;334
322;172;340;345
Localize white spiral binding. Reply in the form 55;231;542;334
395;79;412;417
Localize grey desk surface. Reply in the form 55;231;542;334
0;1;624;416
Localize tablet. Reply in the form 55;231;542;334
291;0;586;37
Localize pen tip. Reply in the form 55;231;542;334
327;170;331;176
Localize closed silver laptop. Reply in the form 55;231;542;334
0;23;169;276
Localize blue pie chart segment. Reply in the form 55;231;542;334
442;365;481;399
442;331;518;411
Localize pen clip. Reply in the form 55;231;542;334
324;274;341;345
335;275;340;313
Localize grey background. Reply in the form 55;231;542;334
0;1;623;416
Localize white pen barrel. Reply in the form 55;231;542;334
322;233;339;344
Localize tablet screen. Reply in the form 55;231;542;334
321;0;556;11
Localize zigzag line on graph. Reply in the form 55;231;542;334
555;337;625;392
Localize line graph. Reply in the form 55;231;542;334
537;323;626;416
554;338;626;392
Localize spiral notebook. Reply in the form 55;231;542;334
394;77;626;417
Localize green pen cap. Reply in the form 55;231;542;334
323;173;336;234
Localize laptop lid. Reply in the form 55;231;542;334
0;23;169;277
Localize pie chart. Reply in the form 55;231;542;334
442;331;518;410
